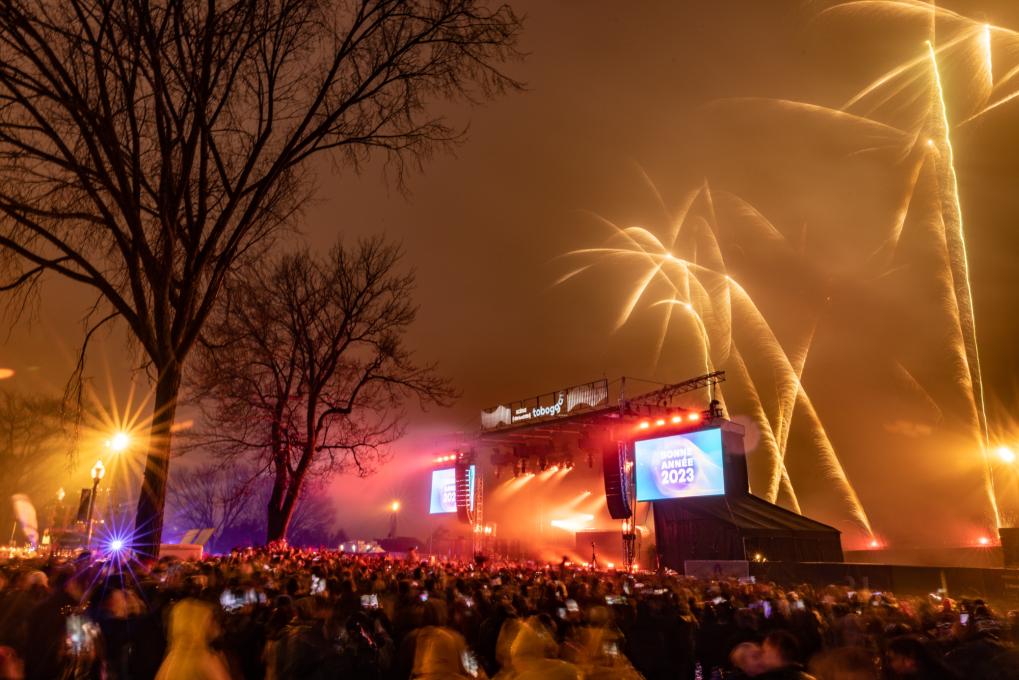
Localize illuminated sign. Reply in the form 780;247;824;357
480;379;608;430
634;428;725;501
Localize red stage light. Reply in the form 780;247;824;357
671;415;682;424
655;419;666;426
687;412;700;422
978;536;991;546
868;539;879;549
638;421;650;429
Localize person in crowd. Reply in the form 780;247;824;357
155;598;232;680
884;635;960;680
756;630;815;679
808;646;878;680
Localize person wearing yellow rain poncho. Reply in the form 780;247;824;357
492;616;582;680
155;598;231;680
403;599;480;680
560;605;644;680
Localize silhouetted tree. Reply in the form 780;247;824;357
0;391;66;536
167;463;259;553
0;0;521;554
191;237;454;542
167;463;348;550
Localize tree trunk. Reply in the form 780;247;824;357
266;503;293;544
133;361;182;558
266;471;305;544
265;454;290;543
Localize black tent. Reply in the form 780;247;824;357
653;493;844;570
650;420;844;571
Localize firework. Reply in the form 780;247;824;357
561;0;1019;539
561;182;875;535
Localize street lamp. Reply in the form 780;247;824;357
388;500;401;538
85;460;105;548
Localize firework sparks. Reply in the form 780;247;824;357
560;0;1019;539
926;40;999;526
562;188;875;535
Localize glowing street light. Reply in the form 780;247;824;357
388;500;401;538
107;431;131;453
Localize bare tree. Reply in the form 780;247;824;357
0;391;67;532
191;236;454;542
0;0;521;554
168;465;349;550
166;462;257;553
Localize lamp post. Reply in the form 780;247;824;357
85;460;105;548
388;500;401;538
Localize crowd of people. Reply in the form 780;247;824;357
0;545;1015;679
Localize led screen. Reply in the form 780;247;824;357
429;466;475;514
634;428;725;501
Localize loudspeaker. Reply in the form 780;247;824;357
455;462;474;524
1000;528;1019;568
603;441;632;519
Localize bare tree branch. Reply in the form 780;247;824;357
189;235;456;542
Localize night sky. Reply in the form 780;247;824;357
4;1;1019;549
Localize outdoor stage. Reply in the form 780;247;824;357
424;372;852;573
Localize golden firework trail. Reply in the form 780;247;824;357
729;345;801;513
562;0;1019;539
926;40;999;526
561;193;875;535
765;0;1010;528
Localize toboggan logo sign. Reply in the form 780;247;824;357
512;392;565;423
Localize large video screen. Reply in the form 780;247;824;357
634;428;725;501
429;466;476;514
